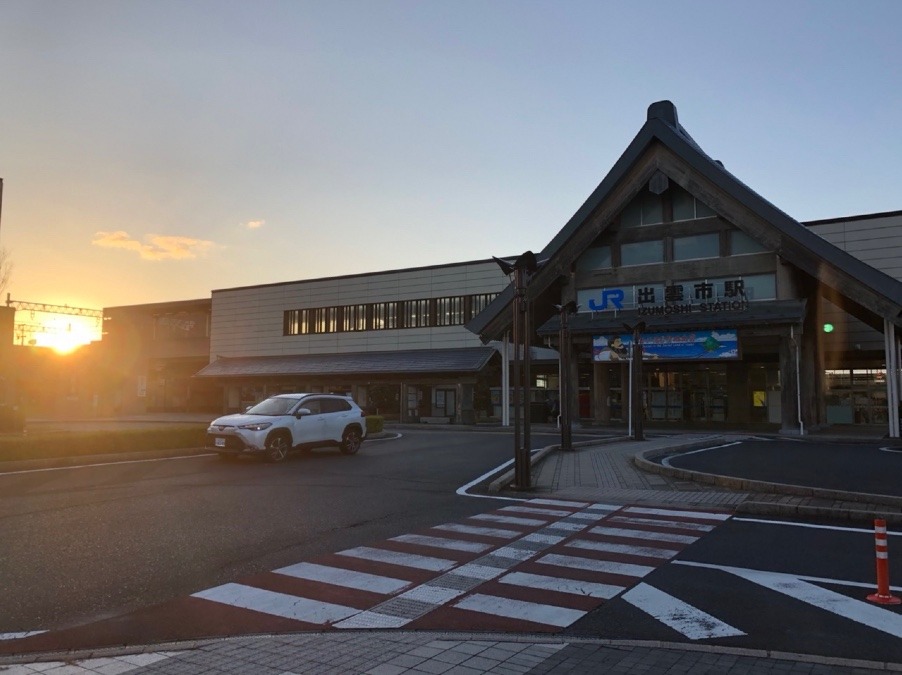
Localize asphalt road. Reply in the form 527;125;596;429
0;429;553;635
661;438;902;497
569;513;902;663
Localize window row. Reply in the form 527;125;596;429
576;230;767;272
284;293;499;335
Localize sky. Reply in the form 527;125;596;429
0;0;900;348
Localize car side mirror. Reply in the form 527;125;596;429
295;407;312;417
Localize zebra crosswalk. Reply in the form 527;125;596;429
189;498;730;633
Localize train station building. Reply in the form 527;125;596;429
56;101;902;437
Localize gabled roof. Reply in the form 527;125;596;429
194;347;497;379
467;101;902;342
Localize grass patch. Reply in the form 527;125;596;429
0;425;208;463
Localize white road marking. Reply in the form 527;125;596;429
530;498;591;508
334;610;411;629
452;563;507;580
522;533;567;545
724;566;902;638
193;583;360;624
337;546;457;572
433;523;521;539
733;517;902;535
566;539;677;559
537;553;655;577
0;630;47;640
0;453;211;476
607;515;716;532
589;525;698;545
661;441;742;467
499;571;623;599
453;593;586;627
390;533;493;553
470;513;550;527
491;546;540;561
674;560;902;592
275;561;411;594
499;505;575;517
622;583;746;640
624;506;730;521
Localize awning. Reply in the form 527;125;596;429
194;347;498;379
537;299;807;337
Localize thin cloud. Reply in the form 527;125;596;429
92;231;214;261
244;219;265;230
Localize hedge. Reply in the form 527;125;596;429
0;417;387;463
0;426;207;463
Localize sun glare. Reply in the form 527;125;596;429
31;316;101;354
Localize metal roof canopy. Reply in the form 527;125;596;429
194;346;498;379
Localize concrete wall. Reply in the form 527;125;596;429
808;212;902;280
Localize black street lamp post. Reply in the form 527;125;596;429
623;321;646;441
494;252;538;490
556;301;578;451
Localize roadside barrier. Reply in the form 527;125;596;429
866;518;901;605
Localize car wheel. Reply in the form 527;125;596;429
265;433;291;463
339;427;362;455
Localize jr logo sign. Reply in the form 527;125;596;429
588;289;624;311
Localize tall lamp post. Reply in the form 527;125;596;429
623;321;646;441
555;301;578;451
494;251;538;489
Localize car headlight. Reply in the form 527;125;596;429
237;422;272;431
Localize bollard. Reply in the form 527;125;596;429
866;519;901;605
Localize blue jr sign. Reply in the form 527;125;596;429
587;289;624;311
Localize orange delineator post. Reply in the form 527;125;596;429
867;518;901;605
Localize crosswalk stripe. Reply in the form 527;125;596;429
471;513;550;527
499;571;623;599
544;521;587;532
433;523;520;539
390;533;492;553
452;563;507;580
491;546;540;561
522;533;567;545
622;583;745;640
337;546;457;572
528;498;590;508
193;583;359;624
608;515;716;532
274;562;411;594
500;505;575;517
566;539;678;559
624;506;731;521
538;553;655;577
589;525;698;545
453;593;586;627
334;611;410;629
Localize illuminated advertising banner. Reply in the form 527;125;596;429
592;330;740;362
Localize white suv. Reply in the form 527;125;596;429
206;393;367;462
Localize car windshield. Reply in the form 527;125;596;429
245;397;300;416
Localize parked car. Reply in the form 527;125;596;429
206;393;367;462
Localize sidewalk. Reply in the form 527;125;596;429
3;432;901;674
